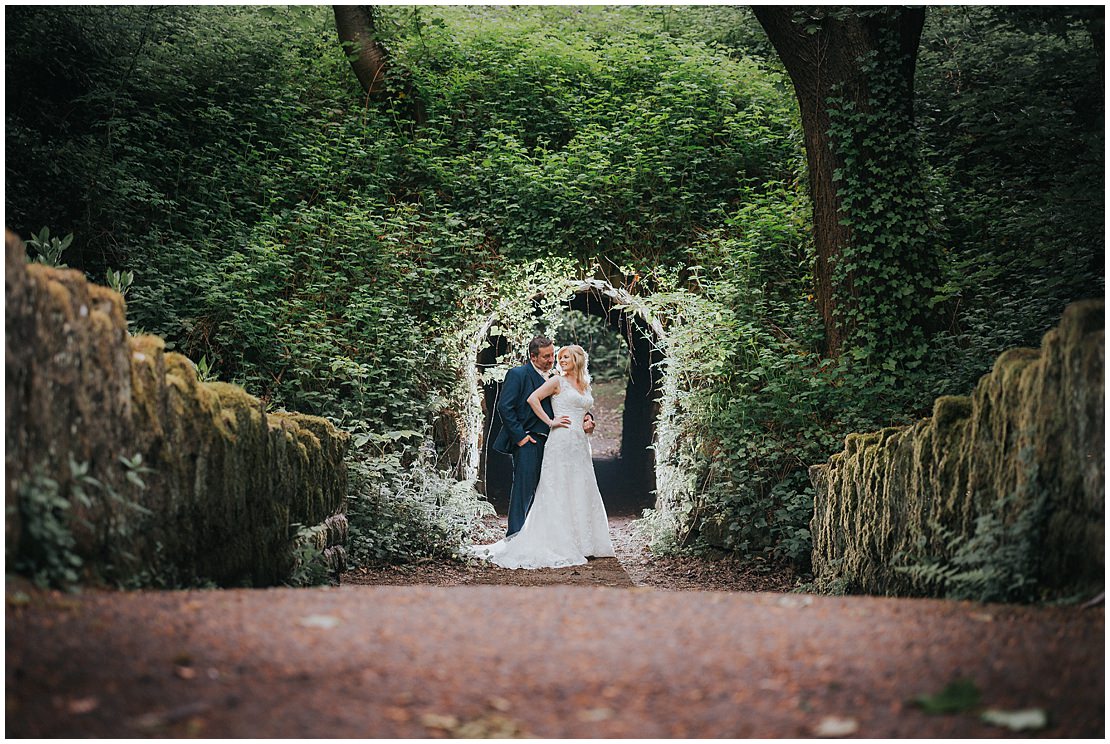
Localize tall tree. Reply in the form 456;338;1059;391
754;6;939;360
333;5;389;98
332;5;424;124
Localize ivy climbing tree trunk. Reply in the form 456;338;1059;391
754;7;939;362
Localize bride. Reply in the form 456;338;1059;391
467;344;615;569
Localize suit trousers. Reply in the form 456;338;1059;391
506;437;545;536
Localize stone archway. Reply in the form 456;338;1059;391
468;280;664;516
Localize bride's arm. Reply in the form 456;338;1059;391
527;377;570;428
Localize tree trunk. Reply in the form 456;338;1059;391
753;7;926;358
332;5;388;97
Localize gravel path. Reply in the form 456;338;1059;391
6;572;1103;738
5;456;1102;739
345;516;799;592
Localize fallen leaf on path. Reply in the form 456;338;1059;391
7;591;31;607
981;708;1048;731
811;715;859;737
577;707;613;722
420;713;459;730
297;614;341;629
487;696;512;712
383;706;411;723
913;678;981;714
67;696;100;714
183;717;206;737
129;701;212;730
174;665;197;680
453;714;532;738
131;712;167;730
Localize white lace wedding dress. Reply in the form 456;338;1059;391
467;378;615;569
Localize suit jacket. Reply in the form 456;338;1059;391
491;362;554;455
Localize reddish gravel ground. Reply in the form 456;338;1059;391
5;547;1104;738
345;515;801;593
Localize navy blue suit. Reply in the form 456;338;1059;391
492;363;554;536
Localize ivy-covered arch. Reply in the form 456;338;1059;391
464;279;665;515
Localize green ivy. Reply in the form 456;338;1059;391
825;30;942;369
12;466;85;589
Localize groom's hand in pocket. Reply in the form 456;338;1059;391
517;434;537;447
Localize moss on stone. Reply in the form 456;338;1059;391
932;396;971;430
88;283;127;330
811;300;1104;600
6;232;351;588
844;433;867;456
40;275;75;322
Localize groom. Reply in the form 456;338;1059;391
491;335;594;536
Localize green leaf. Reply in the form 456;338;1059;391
913;679;981;714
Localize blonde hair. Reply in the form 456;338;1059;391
557;344;591;390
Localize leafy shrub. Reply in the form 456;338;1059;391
286;523;332;588
12;466;84;589
345;434;496;565
25;227;73;268
917;6;1103;373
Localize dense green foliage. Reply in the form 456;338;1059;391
917;6;1104;384
558;310;628;382
643;6;1102;571
6;6;1101;577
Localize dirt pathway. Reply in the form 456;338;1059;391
346;515;798;592
6;514;1104;738
6;476;1104;738
6;578;1102;737
5;484;1103;738
586;377;623;459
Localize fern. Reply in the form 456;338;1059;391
894;489;1048;603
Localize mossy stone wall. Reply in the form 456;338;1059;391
5;230;350;586
810;299;1103;599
